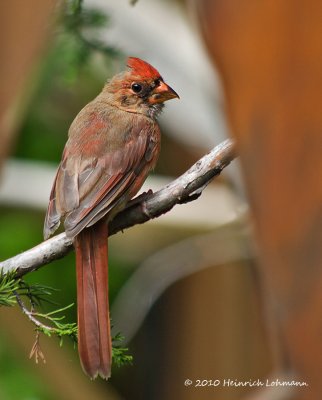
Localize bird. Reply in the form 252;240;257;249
43;57;179;379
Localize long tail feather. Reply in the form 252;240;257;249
75;221;112;379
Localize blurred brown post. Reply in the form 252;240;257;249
194;1;322;398
0;0;55;166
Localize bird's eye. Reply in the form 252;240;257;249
131;83;143;93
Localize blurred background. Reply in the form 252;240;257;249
1;1;322;399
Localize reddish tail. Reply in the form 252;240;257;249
75;221;112;379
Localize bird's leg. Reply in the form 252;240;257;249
125;189;153;209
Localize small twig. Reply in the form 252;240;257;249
14;290;55;333
0;139;236;277
14;289;77;342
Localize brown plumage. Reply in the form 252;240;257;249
44;57;178;379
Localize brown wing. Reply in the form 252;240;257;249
44;107;160;239
44;165;62;239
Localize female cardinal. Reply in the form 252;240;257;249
43;57;179;379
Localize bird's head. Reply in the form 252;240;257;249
103;57;179;118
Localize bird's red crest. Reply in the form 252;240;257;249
127;57;161;79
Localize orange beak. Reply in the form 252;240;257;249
150;81;179;104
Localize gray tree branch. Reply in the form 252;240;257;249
0;139;236;277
